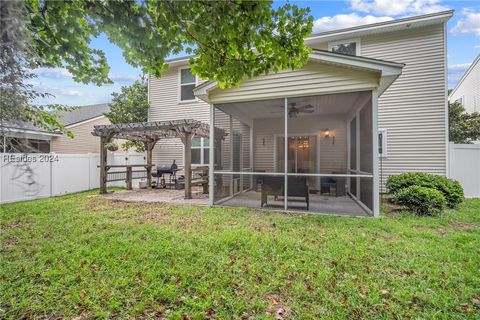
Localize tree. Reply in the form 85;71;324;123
1;1;73;140
103;76;148;151
2;0;313;132
449;102;480;144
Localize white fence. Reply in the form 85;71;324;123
0;152;146;204
449;143;480;198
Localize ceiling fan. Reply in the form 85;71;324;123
271;102;314;118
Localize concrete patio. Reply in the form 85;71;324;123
103;187;208;205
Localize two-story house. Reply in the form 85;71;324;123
147;10;452;216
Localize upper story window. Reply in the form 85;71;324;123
180;68;196;101
328;39;360;56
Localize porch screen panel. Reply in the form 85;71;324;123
213;99;285;209
284;92;372;215
359;103;373;210
349;117;357;196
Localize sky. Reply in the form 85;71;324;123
33;0;480;106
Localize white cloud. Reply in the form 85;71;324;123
63;90;84;97
451;8;480;36
448;62;472;88
34;67;72;79
109;73;139;83
350;0;449;16
313;13;393;33
34;68;140;84
448;63;471;71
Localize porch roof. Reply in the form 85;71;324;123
194;50;404;103
91;119;225;142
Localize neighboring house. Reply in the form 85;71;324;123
1;121;60;153
448;55;480;113
52;103;111;153
148;11;452;216
1;103;111;153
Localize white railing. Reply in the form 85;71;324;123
0;152;145;204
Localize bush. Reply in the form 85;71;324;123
386;172;464;208
393;186;447;216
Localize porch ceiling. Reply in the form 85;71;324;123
216;91;371;121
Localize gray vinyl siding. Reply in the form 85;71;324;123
148;66;210;165
360;24;447;189
208;62;378;103
52;116;111;154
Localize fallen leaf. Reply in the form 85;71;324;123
459;303;471;313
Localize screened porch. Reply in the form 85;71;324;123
210;91;376;216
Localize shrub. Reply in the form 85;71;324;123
393;186;447;216
386;172;464;208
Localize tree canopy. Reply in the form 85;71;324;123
103;76;149;152
2;0;312;135
449;102;480;144
28;0;313;88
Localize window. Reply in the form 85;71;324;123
328;39;360;56
454;97;463;105
378;129;388;157
191;137;209;164
1;137;51;153
179;68;196;101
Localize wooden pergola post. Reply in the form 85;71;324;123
146;140;155;188
126;166;133;190
99;136;108;194
183;132;192;199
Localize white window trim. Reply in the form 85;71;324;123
191;137;209;165
378;128;388;158
328;38;361;56
178;66;198;103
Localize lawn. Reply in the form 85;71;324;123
1;191;479;319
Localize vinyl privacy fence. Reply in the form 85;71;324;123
448;143;480;198
0;152;146;204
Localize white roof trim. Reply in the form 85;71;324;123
2;127;61;138
448;54;480;99
194;51;404;101
65;115;106;129
305;10;453;44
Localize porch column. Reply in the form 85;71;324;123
209;105;215;205
99;136;108;194
183;132;192;199
372;90;380;217
284;97;288;211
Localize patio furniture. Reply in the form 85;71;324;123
152;160;179;189
191;166;209;194
260;176;309;210
320;176;346;197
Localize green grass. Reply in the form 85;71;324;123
1;191;479;319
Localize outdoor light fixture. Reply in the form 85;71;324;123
323;129;335;144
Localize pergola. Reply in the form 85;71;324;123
92;119;225;199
